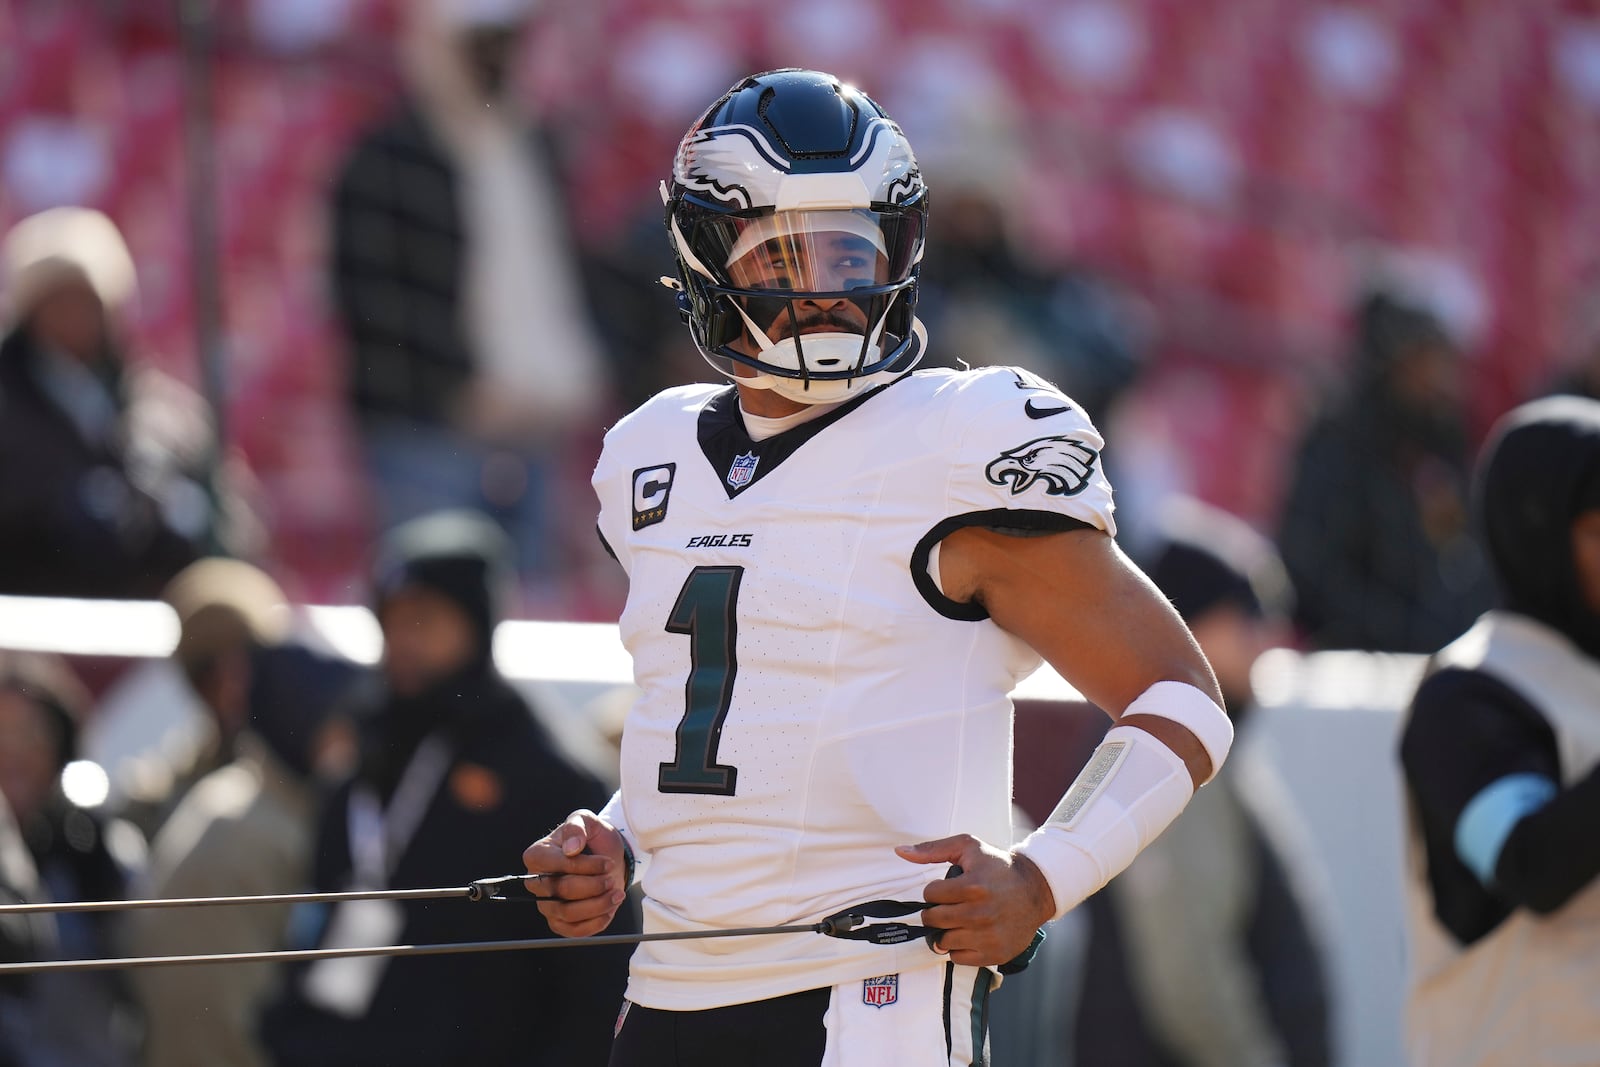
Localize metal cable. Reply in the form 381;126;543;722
0;922;825;976
0;875;543;915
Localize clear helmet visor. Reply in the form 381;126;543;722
692;208;922;294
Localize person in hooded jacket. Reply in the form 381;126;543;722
0;207;224;599
262;510;634;1066
1276;287;1494;653
1398;395;1600;1066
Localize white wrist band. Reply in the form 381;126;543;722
1122;679;1233;785
1015;723;1194;921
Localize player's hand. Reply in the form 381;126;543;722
896;834;1056;967
522;809;629;937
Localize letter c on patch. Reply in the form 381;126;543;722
631;463;676;530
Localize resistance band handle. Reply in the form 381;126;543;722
468;875;553;903
816;864;964;947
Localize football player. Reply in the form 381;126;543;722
523;69;1233;1066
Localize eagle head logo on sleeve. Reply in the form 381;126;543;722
985;436;1100;497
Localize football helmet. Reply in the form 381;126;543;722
663;69;929;405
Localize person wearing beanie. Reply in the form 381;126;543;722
125;640;361;1067
1075;498;1336;1067
262;509;633;1067
1399;395;1600;1066
110;557;295;841
0;206;236;599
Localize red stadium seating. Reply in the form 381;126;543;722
0;0;1588;604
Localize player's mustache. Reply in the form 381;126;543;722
775;308;862;339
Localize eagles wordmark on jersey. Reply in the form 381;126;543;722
592;364;1116;1011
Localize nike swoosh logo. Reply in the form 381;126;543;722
1024;398;1072;419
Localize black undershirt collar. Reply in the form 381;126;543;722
696;376;907;499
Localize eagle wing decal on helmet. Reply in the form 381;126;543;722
850;118;925;206
985;436;1100;497
674;125;791;211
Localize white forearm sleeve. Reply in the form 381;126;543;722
1015;681;1232;921
1016;724;1193;920
598;789;647;887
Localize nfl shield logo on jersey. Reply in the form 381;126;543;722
726;451;760;489
862;974;898;1008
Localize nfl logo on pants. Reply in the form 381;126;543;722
861;974;898;1008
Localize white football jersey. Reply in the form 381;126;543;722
592;365;1116;1010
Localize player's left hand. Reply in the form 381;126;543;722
896;834;1055;968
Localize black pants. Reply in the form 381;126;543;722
609;987;830;1067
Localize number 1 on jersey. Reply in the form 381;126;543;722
658;566;742;795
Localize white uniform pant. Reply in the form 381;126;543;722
823;963;993;1067
610;963;994;1067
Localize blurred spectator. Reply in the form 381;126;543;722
331;0;608;596
1077;499;1336;1067
0;649;142;1066
262;509;632;1066
1276;287;1493;652
114;558;293;840
0;789;46;1067
584;205;710;415
1398;396;1600;1065
0;207;239;600
1548;272;1600;402
124;640;361;1067
918;181;1150;423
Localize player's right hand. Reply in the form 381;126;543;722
522;809;628;937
